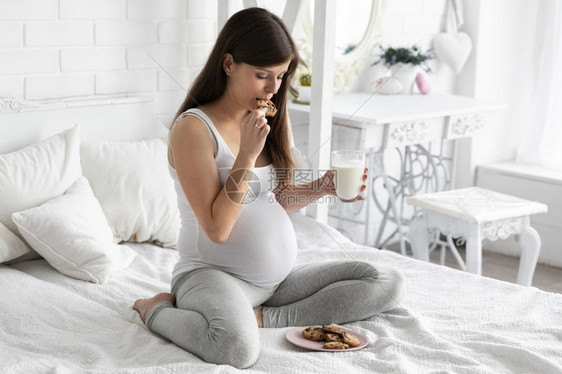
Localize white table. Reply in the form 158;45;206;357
289;93;505;252
406;187;548;286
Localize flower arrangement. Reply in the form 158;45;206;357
373;45;432;73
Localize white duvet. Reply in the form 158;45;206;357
1;213;561;373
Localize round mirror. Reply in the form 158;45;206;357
334;0;373;56
295;0;385;91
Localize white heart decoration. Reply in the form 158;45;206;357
433;32;473;74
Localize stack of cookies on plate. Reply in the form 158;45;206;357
302;324;361;350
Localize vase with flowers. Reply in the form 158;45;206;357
373;45;432;94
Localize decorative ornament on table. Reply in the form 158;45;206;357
373;77;403;95
372;44;433;94
415;72;431;94
433;0;472;74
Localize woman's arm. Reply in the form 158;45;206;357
274;169;367;213
169;111;269;243
280;114;367;212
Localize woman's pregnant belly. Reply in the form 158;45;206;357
197;192;297;288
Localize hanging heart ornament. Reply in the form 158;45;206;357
433;32;473;74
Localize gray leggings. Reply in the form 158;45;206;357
145;261;403;369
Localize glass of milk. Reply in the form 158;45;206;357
330;150;365;202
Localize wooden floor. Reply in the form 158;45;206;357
386;243;562;294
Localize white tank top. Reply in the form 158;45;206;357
169;108;297;289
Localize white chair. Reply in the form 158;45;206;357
406;187;548;286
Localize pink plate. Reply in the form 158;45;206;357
285;327;369;352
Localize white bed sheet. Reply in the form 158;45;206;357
1;213;561;374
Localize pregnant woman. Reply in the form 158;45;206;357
133;7;404;369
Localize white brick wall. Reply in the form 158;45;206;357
26;22;94;47
0;48;59;74
0;23;22;47
128;45;187;69
0;76;24;97
0;1;450;121
0;0;58;20
187;0;217;19
96;70;157;94
95;22;159;46
60;0;126;20
0;0;217;121
157;67;192;91
26;73;94;99
61;47;127;72
128;0;188;20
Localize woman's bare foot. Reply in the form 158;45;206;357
133;293;175;323
253;305;264;328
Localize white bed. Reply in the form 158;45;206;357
1;97;561;374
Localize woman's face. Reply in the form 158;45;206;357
226;57;291;112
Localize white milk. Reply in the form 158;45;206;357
332;160;364;201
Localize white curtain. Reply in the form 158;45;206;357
515;0;562;172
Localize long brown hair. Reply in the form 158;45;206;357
173;7;299;184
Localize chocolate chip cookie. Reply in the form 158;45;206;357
323;341;349;350
322;324;346;335
324;332;344;342
342;332;361;347
302;326;326;342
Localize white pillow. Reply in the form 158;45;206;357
80;138;179;247
0;125;82;262
12;177;137;284
0;222;29;262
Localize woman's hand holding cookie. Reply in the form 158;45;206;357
239;108;269;161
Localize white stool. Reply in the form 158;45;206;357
406;187;548;286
